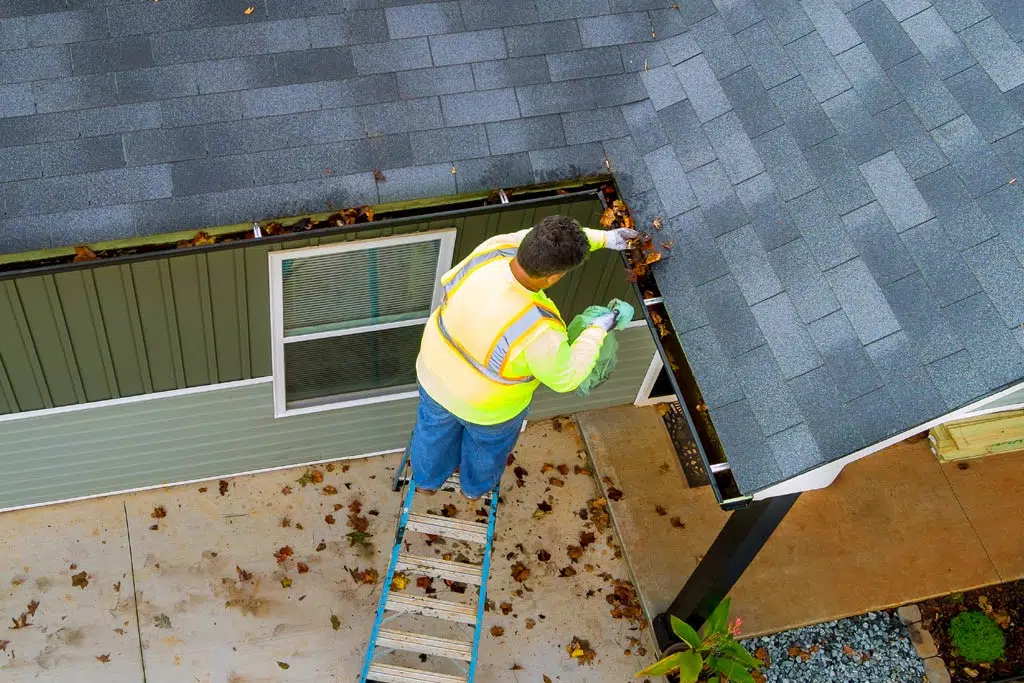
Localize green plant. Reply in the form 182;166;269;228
636;598;763;683
949;611;1006;663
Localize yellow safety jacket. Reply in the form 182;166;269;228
416;227;611;425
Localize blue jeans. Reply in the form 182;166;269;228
409;387;527;498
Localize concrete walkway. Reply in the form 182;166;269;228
578;405;1024;638
1;419;654;682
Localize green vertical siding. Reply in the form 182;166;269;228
0;326;655;510
0;197;632;415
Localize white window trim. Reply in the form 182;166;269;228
269;229;457;418
634;352;677;407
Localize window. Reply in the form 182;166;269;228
269;229;456;417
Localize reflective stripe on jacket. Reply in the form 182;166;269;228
416;227;610;425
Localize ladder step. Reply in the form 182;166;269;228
367;662;467;683
396;553;483;585
385;593;477;625
406;513;487;544
376;629;473;660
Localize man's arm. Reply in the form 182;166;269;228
523;324;607;393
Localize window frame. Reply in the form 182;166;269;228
268;228;457;418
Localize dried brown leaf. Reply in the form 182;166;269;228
72;571;89;589
218;480;229;496
331;614;341;630
372;169;386;182
96;654;111;663
151;506;167;519
511;562;529;583
490;625;505;637
274;546;294;563
297;562;309;574
73;246;97;262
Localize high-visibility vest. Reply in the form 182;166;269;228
417;244;565;424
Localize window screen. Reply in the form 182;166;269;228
269;230;456;417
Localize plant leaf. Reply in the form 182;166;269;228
635;652;686;677
722;641;764;669
670;615;702;649
711;655;755;683
700;597;732;637
677;650;703;683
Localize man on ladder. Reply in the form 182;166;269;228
360;215;636;683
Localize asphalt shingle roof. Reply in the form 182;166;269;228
1;0;1023;495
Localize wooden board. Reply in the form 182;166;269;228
929;410;1024;461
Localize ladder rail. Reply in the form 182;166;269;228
467;486;500;683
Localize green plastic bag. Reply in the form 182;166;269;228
567;299;635;397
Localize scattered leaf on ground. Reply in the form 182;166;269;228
349;567;378;585
607;487;624;501
347;513;369;533
274;546;294;563
579;531;596;548
322;485;338;495
198;486;208;493
73;246;97;262
331;614;341;630
0;640;9;651
151;506;167;519
346;531;373;548
574;465;589;475
96;654;111;663
556;464;570;475
654;505;667;516
511;663;523;670
25;600;39;616
607;579;645;627
441;503;458;518
567;636;596;665
500;602;513;615
325;514;336;525
391;573;408;590
549;477;564;487
525;618;536;629
243;6;255;15
513;466;528;480
490;625;505;637
72;571;89;589
537;549;551;562
588;498;609;531
559;566;577;577
543;676;553;683
277;661;290;669
236;566;253;581
297;562;309;574
10;613;30;629
416;576;434;592
218;480;229;496
280;517;291;528
154;614;171;629
281;486;292;495
511;562;529;583
148;524;159;531
281;577;292;588
567;546;583;562
541;463;554;473
113;581;121;592
670;517;685;529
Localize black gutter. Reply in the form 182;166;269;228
0;182;607;282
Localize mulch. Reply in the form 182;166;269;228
919;578;1024;682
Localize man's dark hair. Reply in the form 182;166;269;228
517;215;590;278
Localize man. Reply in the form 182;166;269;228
410;214;638;499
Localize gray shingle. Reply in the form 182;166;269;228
736;172;802;250
690;161;751;237
865;330;948;425
485;115;565;155
977;185;1024;264
4;175;90;218
453;152;534;193
803;135;875;214
107;1;271;35
428;30;506;66
150;20;310;65
644;145;699;218
654;257;711;334
841;201;917;284
767;423;824;479
648;7;690;40
930;114;1009;198
788;188;859;270
984;0;1024;41
844;385;904;443
0;17;27;51
515;74;646;116
712;0;766;33
315;74;399;108
547;47;623;82
734;343;805;436
846;0;919;68
736;20;798;89
859;151;934;230
822;89;892;163
0;83;34;119
901;8;976;79
930;0;990;32
901;218;983;307
472;57;550;89
873;102;949;179
40;134;124;177
0;46;72;84
505;20;582;57
785;30;852;102
274;47;357;86
0;110;82;146
663;208;731;285
377;162;456;202
385;2;464;38
205;109;364;156
721;67;784;138
49;205;137;248
26;8;107;47
834;43;902;115
396;64;474;98
945;66;1024;143
993;129;1024;182
767;75;837;148
620;100;669;154
674;55;732;122
529;141;605;182
240;83;319;119
359;98;443;135
124;127;206;166
578;12;652;48
962;236;1024;328
621;42;670;72
0;144;40;182
306;10;390;49
658;100;716;171
459;0;538;30
715;401;784;493
86;165;174;206
161;93;240;130
257;173;376;223
915;166;997;251
753;0;815;44
751;292;822;377
409;125;490;164
352;37;432;73
440;89;520;126
826;257;901;344
801;0;862;54
768;237;842;322
881;271;962;363
788;366;867;459
117;64;198;104
171;155;254;195
889;54;963;130
71;36;153;76
562;107;628;145
661;32;702;66
691;14;749;79
718;225;784;304
603;135;655;195
699;275;767;359
678;326;746;409
926;348;994;410
703;111;765;184
880;0;929;20
808;310;884;401
959;17;1024;93
536;0;611;21
753;126;818;200
195;55;281;95
639;64;686;111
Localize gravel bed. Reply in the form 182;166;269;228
745;611;925;683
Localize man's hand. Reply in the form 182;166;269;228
591;310;619;332
604;228;639;251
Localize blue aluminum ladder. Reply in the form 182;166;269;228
358;452;499;683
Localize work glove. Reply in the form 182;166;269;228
608;299;635;330
591;310;619;333
604;227;639;251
